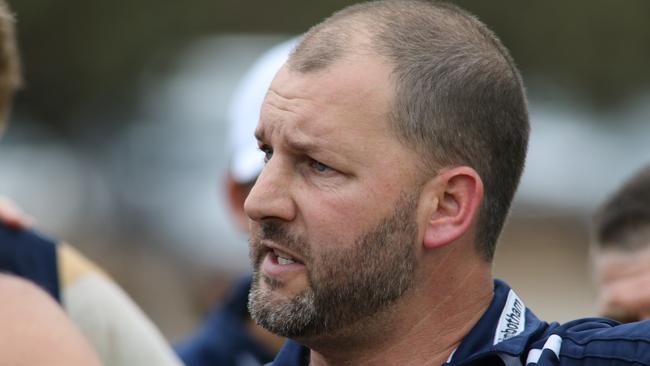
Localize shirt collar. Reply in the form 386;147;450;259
445;279;548;365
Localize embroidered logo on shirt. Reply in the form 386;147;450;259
493;289;526;345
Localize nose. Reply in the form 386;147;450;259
244;159;296;223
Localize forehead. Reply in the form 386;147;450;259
256;54;396;147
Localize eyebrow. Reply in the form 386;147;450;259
254;127;319;155
285;135;318;154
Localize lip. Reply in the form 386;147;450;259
260;241;307;280
261;240;306;264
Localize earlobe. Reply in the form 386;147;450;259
422;166;483;249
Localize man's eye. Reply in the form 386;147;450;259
260;145;273;162
310;160;331;173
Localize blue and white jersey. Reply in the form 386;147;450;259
268;279;650;366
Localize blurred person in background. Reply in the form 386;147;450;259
175;38;296;366
0;3;100;365
591;164;650;323
0;1;182;365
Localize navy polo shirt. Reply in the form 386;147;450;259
269;279;650;366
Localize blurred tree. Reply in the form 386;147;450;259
455;0;650;108
9;0;650;135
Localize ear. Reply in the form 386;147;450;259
226;175;254;233
421;166;483;249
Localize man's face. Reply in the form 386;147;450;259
244;54;427;338
593;246;650;323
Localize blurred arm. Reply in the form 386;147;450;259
0;274;101;366
58;244;183;366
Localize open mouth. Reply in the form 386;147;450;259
259;241;307;279
269;247;303;266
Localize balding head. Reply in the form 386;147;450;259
288;0;529;261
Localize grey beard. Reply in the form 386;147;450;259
248;272;318;338
247;191;420;339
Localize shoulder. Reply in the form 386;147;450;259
530;318;650;365
0;274;101;366
562;318;650;363
58;245;184;366
58;243;107;286
0;274;62;329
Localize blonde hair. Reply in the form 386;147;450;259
0;0;21;129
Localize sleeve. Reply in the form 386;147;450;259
58;244;184;366
0;223;60;301
530;319;650;366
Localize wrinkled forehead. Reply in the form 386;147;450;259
256;56;395;142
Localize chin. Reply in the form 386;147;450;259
261;273;307;298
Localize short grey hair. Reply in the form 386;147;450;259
289;0;529;261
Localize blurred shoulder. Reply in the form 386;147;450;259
58;242;107;285
534;318;650;365
0;274;101;366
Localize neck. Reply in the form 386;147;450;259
246;318;286;355
304;249;494;366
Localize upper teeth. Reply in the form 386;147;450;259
277;256;295;265
274;249;296;265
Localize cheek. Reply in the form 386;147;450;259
297;193;374;247
293;176;407;256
